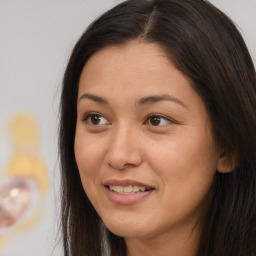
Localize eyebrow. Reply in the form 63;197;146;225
78;93;187;109
137;94;188;109
78;93;109;104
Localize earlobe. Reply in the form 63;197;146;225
216;150;237;173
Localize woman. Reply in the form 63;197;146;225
59;0;256;255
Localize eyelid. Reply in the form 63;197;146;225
145;113;178;126
82;111;99;121
82;111;110;125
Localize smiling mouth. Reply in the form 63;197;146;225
104;180;155;204
108;185;151;194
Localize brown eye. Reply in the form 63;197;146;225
83;113;109;126
91;115;102;125
149;116;161;126
147;115;171;126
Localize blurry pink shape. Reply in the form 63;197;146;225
0;177;39;234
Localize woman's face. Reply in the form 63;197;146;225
75;42;222;241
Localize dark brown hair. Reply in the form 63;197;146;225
59;0;256;255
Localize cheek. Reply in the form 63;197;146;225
74;131;104;188
147;130;218;201
153;125;218;172
74;135;106;214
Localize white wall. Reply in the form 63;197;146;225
0;1;255;255
213;0;256;63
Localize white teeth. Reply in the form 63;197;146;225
133;186;140;193
116;186;123;193
109;185;148;194
123;185;133;193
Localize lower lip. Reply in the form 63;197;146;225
104;186;154;205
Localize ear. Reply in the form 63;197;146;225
216;150;237;173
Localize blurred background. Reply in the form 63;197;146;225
0;0;255;255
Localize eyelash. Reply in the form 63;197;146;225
82;112;177;127
82;112;109;126
145;114;176;127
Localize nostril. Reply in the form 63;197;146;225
105;149;143;170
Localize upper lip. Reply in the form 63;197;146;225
103;179;155;190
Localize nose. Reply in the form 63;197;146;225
105;125;143;170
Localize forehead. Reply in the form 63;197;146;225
79;41;190;94
81;42;200;104
83;41;171;68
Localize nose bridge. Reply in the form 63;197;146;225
105;122;142;169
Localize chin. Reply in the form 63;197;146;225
102;215;150;238
107;226;148;239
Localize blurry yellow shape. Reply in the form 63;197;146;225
5;155;49;192
1;111;49;247
8;112;39;145
4;112;49;192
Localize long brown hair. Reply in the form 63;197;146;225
59;0;256;255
